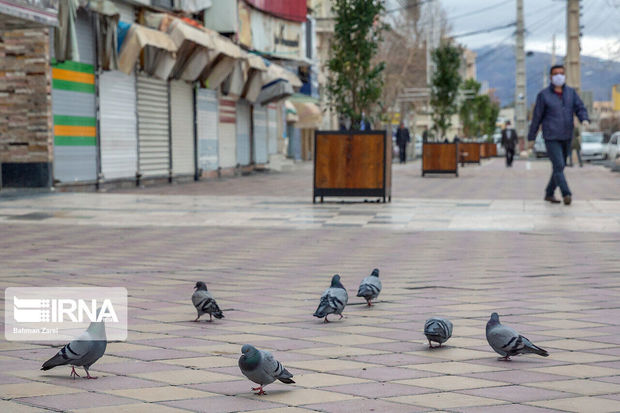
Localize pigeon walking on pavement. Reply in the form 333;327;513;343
424;317;453;348
192;281;224;322
238;344;295;395
313;274;348;323
41;318;107;379
357;268;382;306
486;312;549;360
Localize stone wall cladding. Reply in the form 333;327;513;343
0;28;53;164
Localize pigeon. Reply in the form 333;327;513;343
357;268;382;306
313;274;348;323
41;318;106;379
486;312;549;360
192;281;224;322
238;344;295;395
424;317;453;348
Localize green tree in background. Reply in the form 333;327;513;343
430;41;463;139
459;78;482;138
327;0;387;129
458;78;501;140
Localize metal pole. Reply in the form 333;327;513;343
566;0;581;94
515;0;527;151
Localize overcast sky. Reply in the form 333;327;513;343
406;0;620;61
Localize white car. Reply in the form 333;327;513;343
493;132;506;156
606;132;620;162
581;132;607;161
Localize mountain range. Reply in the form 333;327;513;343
474;45;620;107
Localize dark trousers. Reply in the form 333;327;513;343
399;144;407;163
505;148;515;166
545;139;572;197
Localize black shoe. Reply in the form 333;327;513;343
545;196;561;204
563;195;572;205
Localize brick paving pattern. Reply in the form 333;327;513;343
1;159;620;412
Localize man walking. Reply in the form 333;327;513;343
395;122;411;164
501;120;518;167
527;64;589;205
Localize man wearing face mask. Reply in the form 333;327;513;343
527;64;590;205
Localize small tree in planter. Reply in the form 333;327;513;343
327;0;387;130
430;41;463;140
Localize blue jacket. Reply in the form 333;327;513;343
527;84;589;141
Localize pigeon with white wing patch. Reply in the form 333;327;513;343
486;312;548;360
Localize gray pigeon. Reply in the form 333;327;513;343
357;268;382;306
192;281;224;322
41;319;106;379
486;312;549;360
238;344;295;395
313;274;348;323
424;317;453;348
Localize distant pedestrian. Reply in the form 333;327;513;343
527;64;589;205
359;112;371;131
395;122;411;164
501;120;518;167
568;127;583;167
422;127;429;142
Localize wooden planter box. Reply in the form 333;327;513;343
422;142;458;177
314;130;392;203
486;142;498;157
480;142;497;158
459;142;481;164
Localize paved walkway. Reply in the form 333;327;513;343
112;157;620;201
1;158;620;412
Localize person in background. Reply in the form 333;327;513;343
395;122;411;164
422;126;429;143
360;111;371;131
501;120;518;167
527;64;589;205
568;125;583;167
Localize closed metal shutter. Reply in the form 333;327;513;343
113;0;134;22
267;105;278;155
99;70;137;180
236;100;251;166
196;88;218;171
170;80;195;176
137;74;170;177
253;104;268;164
218;96;237;168
52;9;97;183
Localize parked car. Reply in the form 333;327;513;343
414;135;422;157
493;132;506;157
581;132;607;161
606;132;620;162
534;132;547;158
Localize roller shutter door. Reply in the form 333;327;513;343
99;71;137;180
196;89;219;171
253;104;268;164
236;100;251;166
137;74;170;177
52;9;97;183
267;105;278;155
170;80;195;176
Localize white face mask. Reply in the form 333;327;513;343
551;73;565;87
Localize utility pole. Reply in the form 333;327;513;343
551;33;556;65
515;0;527;151
566;0;581;93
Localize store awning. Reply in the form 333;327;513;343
257;79;294;105
285;100;299;122
118;24;177;78
289;94;322;129
262;63;302;88
247;54;267;72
